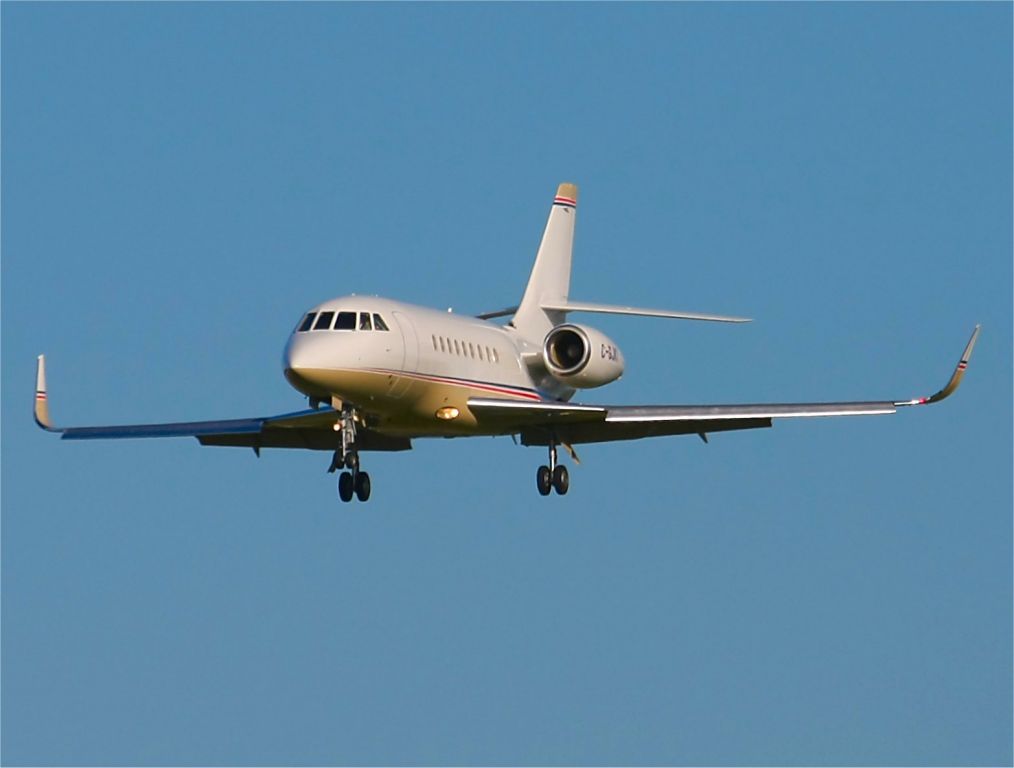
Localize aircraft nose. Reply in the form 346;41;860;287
282;336;304;373
282;334;319;394
282;327;346;399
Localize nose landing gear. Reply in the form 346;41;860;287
329;406;371;503
337;463;370;502
536;441;570;496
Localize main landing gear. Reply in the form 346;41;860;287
536;441;570;496
328;407;371;503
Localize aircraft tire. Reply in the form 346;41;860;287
552;465;569;495
355;471;371;502
338;471;354;502
537;465;552;496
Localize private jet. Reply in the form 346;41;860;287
35;183;980;501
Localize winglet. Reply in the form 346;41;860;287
35;354;59;430
895;325;981;407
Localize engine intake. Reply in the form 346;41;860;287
543;323;624;389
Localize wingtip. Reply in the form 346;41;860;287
895;325;981;407
34;354;56;431
963;324;982;363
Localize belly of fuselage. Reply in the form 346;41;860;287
287;365;539;437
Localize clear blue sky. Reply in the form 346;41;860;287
3;3;1010;765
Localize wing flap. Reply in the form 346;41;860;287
521;417;773;446
198;429;411;452
468;397;606;423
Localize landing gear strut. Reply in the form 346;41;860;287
536;440;569;496
329;406;371;503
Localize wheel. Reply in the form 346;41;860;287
344;452;359;472
552;464;569;495
536;465;552;496
338;471;354;502
354;471;371;502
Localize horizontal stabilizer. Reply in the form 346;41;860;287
475;305;519;321
539;300;751;323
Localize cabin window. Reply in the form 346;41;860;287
468;342;475;359
298;313;316;332
313;311;335;330
431;334;438;350
454;339;460;355
439;337;446;353
334;312;356;330
373;314;389;331
359;313;373;331
492;348;499;363
477;345;484;361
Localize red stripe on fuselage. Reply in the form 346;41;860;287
366;368;543;401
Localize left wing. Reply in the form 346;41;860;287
468;325;980;445
33;356;410;452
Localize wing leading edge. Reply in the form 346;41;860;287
468;325;981;445
32;356;410;452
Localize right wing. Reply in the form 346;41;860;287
468;326;980;446
33;356;410;452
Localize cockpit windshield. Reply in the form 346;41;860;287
335;312;356;330
295;309;391;333
313;311;335;330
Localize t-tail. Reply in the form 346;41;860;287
511;183;579;340
504;183;751;344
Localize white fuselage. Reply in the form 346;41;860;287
282;296;572;437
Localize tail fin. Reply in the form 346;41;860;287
511;183;578;340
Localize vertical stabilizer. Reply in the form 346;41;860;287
511;183;578;341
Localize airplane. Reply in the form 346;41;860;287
35;183;980;502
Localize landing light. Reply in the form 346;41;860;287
435;406;459;420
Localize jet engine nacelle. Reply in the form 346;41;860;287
543;323;625;389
